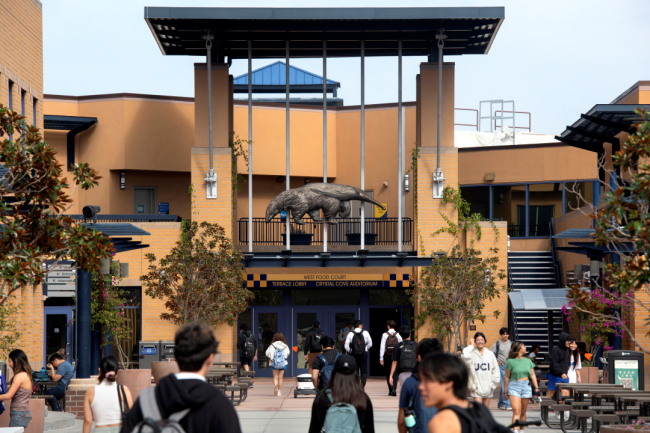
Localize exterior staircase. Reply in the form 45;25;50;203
508;251;563;358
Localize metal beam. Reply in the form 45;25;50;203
248;40;253;253
285;41;290;251
554;135;603;153
361;41;365;251
566;125;620;149
397;40;403;251
580;113;635;136
65;120;97;171
323;41;328;253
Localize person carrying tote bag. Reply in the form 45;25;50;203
461;332;500;408
83;356;133;433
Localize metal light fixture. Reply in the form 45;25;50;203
120;171;125;190
205;171;217;199
99;258;110;275
404;174;410;192
120;263;129;278
82;205;100;224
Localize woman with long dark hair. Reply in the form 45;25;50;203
265;332;290;396
308;354;375;433
82;355;133;433
503;341;539;432
0;350;34;428
461;331;500;408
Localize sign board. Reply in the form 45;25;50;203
158;202;169;215
375;204;388;219
246;273;410;288
45;262;76;298
615;359;639;390
566;270;590;286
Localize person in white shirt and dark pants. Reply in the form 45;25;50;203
344;320;373;387
379;319;402;395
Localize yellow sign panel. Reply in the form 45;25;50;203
375;203;388;219
266;274;384;281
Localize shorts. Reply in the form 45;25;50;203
240;356;253;367
10;410;32;428
272;365;287;370
547;373;569;391
507;380;532;398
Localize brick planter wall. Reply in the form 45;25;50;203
64;390;86;420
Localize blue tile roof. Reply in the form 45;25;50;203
233;61;339;87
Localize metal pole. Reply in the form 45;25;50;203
323;41;328;253
206;35;214;173
436;34;443;172
397;40;403;252
285;41;290;251
248;41;253;253
360;41;365;250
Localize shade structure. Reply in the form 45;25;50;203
508;288;583;311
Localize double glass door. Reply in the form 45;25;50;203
44;307;73;365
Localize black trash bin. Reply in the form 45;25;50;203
138;342;161;370
603;350;645;390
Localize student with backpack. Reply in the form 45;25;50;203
397;338;443;433
311;336;340;390
308;355;375;433
236;323;258;372
265;332;290;396
389;326;417;393
344;320;373;387
489;327;512;411
419;352;510;433
461;332;500;408
304;321;324;374
380;320;403;395
121;323;242;433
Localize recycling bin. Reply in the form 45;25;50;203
160;341;175;361
604;350;645;390
138;341;160;370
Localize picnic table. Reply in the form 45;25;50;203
33;380;59;395
213;362;241;368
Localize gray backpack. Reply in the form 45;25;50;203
131;387;191;433
322;389;362;433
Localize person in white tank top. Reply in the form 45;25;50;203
83;355;133;433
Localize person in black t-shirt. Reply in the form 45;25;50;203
311;336;339;390
389;326;416;393
236;324;258;372
304;321;324;374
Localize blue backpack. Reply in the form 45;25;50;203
323;389;362;433
409;374;438;433
271;345;286;369
318;353;341;388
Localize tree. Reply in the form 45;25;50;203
141;220;253;327
565;107;650;354
412;244;506;352
0;105;113;353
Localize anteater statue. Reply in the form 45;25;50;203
265;183;386;225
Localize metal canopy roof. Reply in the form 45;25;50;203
144;7;505;58
44;115;98;131
508;289;579;311
553;229;597;239
553;229;633;257
81;224;151;253
242;250;437;268
233;61;339;94
555;104;643;182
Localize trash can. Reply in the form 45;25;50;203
603;350;645;390
160;341;175;361
138;342;160;370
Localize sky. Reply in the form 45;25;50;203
43;1;650;136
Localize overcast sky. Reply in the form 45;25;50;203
43;0;649;135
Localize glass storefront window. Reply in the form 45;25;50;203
528;183;561;237
369;290;411;306
492;185;526;238
292;290;360;306
256;312;278;370
459;186;490;220
564;181;595;213
296;312;317;370
251;290;283;306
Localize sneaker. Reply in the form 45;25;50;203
498;406;506;410
277;390;282;397
506;407;512;411
274;385;278;396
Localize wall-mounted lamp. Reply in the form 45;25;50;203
120;171;126;190
404;174;410;192
205;171;217;199
432;170;445;198
498;188;505;204
383;181;389;187
484;173;495;181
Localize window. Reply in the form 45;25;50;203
492;185;526;237
8;80;13;111
564;181;594;214
21;89;26;115
528;183;562;237
32;98;38;126
459;186;490;220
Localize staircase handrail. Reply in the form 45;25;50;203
549;219;561;287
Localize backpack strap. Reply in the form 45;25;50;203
325;388;333;404
139;387;163;422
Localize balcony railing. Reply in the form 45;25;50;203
239;217;413;246
68;214;182;223
508;224;551;238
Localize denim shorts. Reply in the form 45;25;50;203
508;379;532;398
9;410;32;428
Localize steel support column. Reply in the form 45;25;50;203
323;41;328;253
76;269;91;378
397;41;403;251
285;41;290;251
248;41;253;252
360;41;365;250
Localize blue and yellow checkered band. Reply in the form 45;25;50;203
383;274;410;288
246;274;267;288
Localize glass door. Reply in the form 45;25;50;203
251;307;284;378
326;308;359;354
44;307;73;365
292;308;323;377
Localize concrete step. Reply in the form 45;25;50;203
46;419;86;433
45;411;77;431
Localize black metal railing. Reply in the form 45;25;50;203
507;224;551;238
68;214;182;223
238;217;413;246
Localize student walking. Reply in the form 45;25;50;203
567;339;581;384
0;350;34;428
397;339;443;433
344;320;373;387
45;352;75;412
389;326;417;393
546;332;571;400
121;323;242;433
83;356;133;433
461;332;500;408
304;321;324;374
237;324;258;372
311;336;340;390
308;354;375;433
266;332;290;396
419;352;504;433
380;320;402;395
503;341;540;432
489;327;512;410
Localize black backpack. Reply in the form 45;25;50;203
310;329;323;352
352;332;366;356
444;402;510;433
243;331;256;359
399;341;417;371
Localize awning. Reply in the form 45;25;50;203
81;223;151;253
144;7;505;58
242;251;439;268
553;228;633;257
43;115;98;172
508;288;580;311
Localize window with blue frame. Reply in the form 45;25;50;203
32;98;38;126
461;181;598;238
8;81;14;140
21;89;26;115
